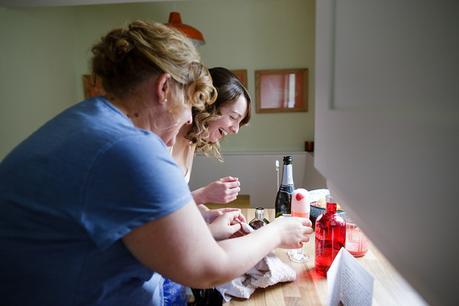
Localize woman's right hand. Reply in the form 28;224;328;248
269;216;313;249
197;204;246;224
192;176;240;204
208;210;245;241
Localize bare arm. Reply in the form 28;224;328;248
122;201;312;288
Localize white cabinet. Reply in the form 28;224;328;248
315;1;459;305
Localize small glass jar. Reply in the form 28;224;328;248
345;217;369;257
249;207;270;230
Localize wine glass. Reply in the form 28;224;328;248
288;188;310;263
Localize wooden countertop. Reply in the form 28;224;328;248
224;208;428;306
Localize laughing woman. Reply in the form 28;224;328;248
172;67;251;208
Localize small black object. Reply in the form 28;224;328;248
189;288;223;306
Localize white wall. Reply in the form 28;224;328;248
189;152;326;207
315;1;459;305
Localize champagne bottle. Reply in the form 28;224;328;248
275;156;294;217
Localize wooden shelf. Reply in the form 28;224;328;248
204;194;250;209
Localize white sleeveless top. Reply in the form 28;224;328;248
169;138;196;183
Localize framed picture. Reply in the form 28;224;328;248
255;68;308;113
82;74;105;99
231;69;248;89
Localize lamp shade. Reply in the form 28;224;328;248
165;11;205;46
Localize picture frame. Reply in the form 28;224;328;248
255;68;308;113
231;69;248;89
82;74;105;99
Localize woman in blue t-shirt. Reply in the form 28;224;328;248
0;20;313;306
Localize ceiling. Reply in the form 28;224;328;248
0;0;176;7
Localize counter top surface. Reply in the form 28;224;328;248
224;208;428;306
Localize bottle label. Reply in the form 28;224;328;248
275;190;293;217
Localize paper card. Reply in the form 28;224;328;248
327;247;374;306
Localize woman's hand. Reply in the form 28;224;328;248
192;176;240;204
208;210;246;241
198;204;246;224
269;216;314;249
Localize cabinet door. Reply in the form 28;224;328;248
315;1;459;305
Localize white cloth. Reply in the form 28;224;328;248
216;248;296;302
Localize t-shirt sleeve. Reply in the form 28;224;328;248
81;133;192;250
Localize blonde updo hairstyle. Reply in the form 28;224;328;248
186;67;252;161
91;20;216;114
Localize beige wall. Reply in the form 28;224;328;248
0;0;315;159
0;6;78;158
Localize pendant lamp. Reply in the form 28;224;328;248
165;11;205;46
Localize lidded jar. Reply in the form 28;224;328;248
249;207;270;230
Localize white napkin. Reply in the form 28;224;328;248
216;223;296;302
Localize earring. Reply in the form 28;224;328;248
164;98;168;103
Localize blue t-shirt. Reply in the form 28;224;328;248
0;97;192;306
